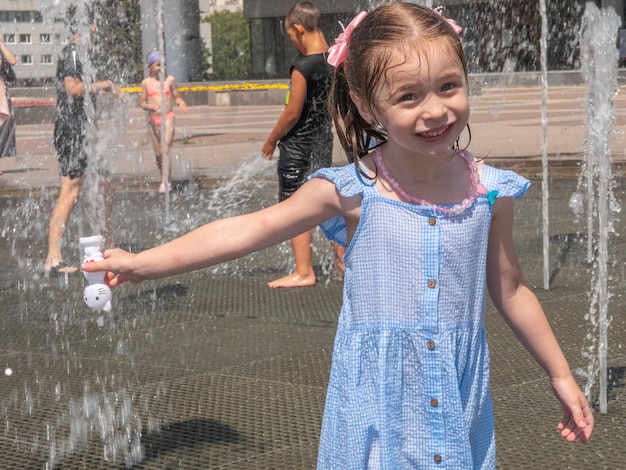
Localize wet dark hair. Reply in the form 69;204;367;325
329;3;469;164
285;1;322;32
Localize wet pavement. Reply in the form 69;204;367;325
0;85;625;468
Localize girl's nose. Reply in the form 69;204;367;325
421;93;447;120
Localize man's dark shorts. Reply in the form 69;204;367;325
54;117;87;180
277;134;332;202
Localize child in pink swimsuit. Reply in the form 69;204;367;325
140;50;188;193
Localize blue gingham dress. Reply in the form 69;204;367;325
311;160;529;469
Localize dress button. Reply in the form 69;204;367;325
428;217;436;226
430;398;439;407
427;279;436;288
434;454;442;463
427;340;436;350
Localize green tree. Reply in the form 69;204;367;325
203;10;250;80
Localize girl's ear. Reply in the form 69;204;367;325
350;91;375;124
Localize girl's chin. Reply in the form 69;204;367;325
415;137;456;153
420;145;458;160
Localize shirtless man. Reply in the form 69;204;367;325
139;51;188;193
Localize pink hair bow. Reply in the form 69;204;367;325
327;11;368;67
434;6;462;34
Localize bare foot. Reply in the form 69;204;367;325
267;272;316;288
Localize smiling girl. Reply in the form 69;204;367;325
85;4;593;468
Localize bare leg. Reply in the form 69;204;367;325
155;152;163;174
44;175;82;274
148;122;166;190
268;230;316;288
330;241;346;277
164;118;175;187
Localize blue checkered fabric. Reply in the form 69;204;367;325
310;159;529;469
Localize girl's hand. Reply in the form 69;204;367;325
550;375;594;443
81;248;141;287
177;100;188;113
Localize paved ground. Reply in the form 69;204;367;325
0;85;625;468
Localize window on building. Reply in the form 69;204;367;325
40;33;51;43
20;55;32;65
41;54;53;64
19;34;31;44
0;11;40;23
3;34;15;44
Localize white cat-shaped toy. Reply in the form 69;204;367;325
79;235;112;312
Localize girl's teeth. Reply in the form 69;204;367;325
422;127;446;137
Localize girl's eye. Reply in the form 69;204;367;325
400;93;416;102
441;82;456;92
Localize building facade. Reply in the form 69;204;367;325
1;0;208;84
1;0;625;84
0;0;64;83
243;0;626;79
199;0;243;17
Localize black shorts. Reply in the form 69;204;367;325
277;133;332;202
54;117;87;180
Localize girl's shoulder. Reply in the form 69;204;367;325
478;159;530;199
310;162;375;199
142;76;158;85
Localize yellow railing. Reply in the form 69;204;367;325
120;82;289;94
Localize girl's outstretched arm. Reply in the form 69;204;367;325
83;176;345;286
486;197;594;443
